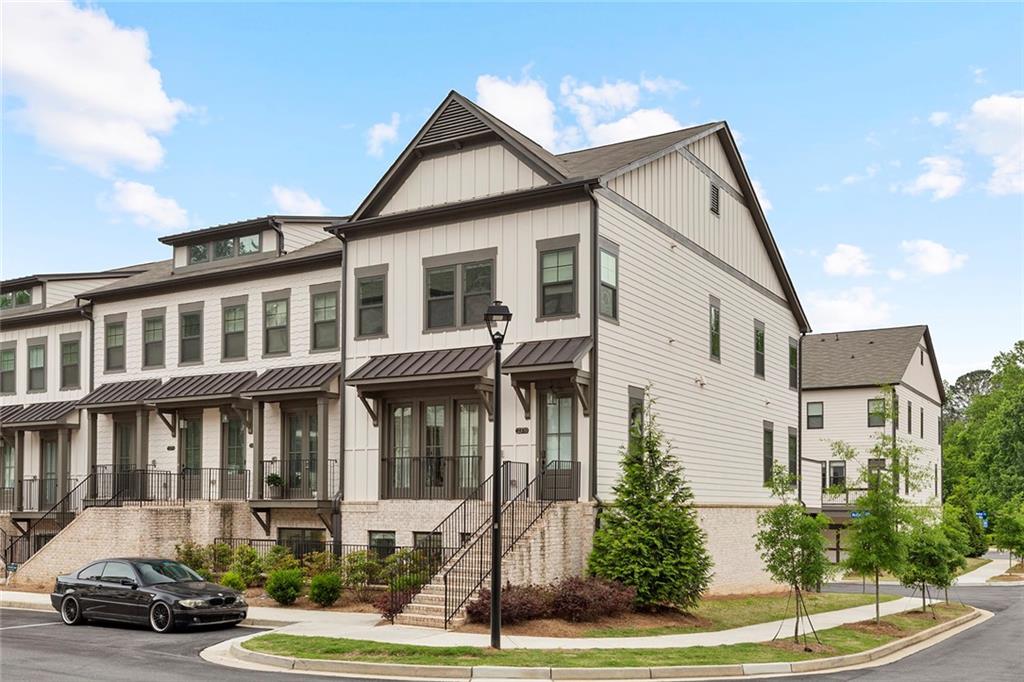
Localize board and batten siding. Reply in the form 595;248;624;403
343;200;592;502
596;195;799;505
377;143;549;216
688;133;740;189
609;138;784;299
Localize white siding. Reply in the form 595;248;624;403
0;318;91;402
901;341;942;403
609;139;784;298
596;196;800;505
688;134;740;188
45;278;119;306
282;226;331;253
378;144;548;216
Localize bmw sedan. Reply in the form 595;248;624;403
51;557;247;633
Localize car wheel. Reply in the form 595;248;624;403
60;595;83;626
149;602;175;633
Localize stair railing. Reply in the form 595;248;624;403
3;474;94;567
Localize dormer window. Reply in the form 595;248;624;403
185;233;262;267
0;289;32;309
189;244;209;265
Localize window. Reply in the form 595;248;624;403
101;561;136;583
0;347;14;394
462;261;492;326
539;247;576;317
222;303;247;359
1;441;14;489
710;183;721;216
920;349;924;365
762;421;774;485
222;417;246;472
277;528;325;557
907;400;913;434
27;341;45;392
188;244;209;265
868;458;886;474
709;297;721;361
186;233;260;266
920;407;924;438
60;338;80;390
788;338;798;389
263;298;289;355
829;461;847;488
237;234;260;255
599;247;618;320
143;315;165;368
0;293;9;309
413;531;442;561
369;531;396;559
0;289;32;309
422;255;495;331
628;387;644;450
787;428;798;483
893;395;899;430
105;320;125;371
806;402;824;429
938;416;942;445
356;272;386;338
311;290;339;351
180;310;203;364
754;320;765;378
213;238;234;260
425;266;455;328
867;398;886;427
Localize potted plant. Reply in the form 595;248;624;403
265;472;284;499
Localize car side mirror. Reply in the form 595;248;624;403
120;578;137;588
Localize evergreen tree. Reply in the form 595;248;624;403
588;396;713;611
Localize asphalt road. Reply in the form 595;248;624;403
1;583;1020;681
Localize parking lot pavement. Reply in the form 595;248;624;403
0;608;357;681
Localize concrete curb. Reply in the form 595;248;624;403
226;608;982;680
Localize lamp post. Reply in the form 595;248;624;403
483;300;512;650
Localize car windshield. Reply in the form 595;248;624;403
134;560;204;585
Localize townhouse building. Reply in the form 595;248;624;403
799;325;945;557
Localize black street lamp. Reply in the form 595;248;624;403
483;300;512;649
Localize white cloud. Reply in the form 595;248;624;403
823;244;873;277
1;1;189;175
815;184;834;193
640;76;686;94
476;74;565;150
887;269;907;281
902;156;966;200
584;108;683;147
928;111;951;126
972;67;987;85
840;163;881;186
864;132;881;147
900;239;967;275
271;185;327;215
366;112;400;157
806;287;893;332
956;94;1024;195
103;180;188;230
751;180;773;211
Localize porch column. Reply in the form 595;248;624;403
252;400;264;500
87;411;98;498
55;429;69;501
13;430;24;511
135;408;148;469
316;396;329;502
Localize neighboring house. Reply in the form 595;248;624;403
328;90;809;604
0;265;148;534
800;325;945;526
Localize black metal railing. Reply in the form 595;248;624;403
261;459;338;499
380;456;486;500
442;460;580;627
179;468;251;501
4;474;95;567
216;538;402;567
0;485;16;512
822;486;869;508
16;477;83;512
91;467;252;505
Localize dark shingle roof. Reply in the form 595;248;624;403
347;346;492;384
802;326;928;390
244;362;342;396
556;123;722;178
504;337;592;370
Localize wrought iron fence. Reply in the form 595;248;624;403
0;487;13;512
4;475;94;566
91;467;251;505
261;459;338;499
380;456;487;500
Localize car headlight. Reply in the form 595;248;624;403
177;599;206;609
234;596;246;606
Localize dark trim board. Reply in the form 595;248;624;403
596;188;793;311
803;381;942;408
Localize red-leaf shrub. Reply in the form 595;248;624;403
549;576;635;622
466;584;553;625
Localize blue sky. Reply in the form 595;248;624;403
2;2;1022;379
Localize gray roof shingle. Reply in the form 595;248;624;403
802;326;928;390
556;123;721;178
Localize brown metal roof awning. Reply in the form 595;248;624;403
242;362;342;399
1;403;24;424
146;370;256;407
1;400;80;429
347;346;495;426
79;379;162;412
501;337;593;419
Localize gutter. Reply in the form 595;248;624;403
337;235;348;519
585;182;600;503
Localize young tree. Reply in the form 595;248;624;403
589;395;713;611
898;521;963;616
992;503;1024;568
946;491;988;557
754;464;834;643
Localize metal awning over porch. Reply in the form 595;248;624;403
347;346;494;426
78;378;162;412
146;370;256;435
1;403;24;424
0;400;80;429
241;362;342;400
501;336;593;419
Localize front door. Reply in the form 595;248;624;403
0;440;13;509
539;391;575;501
421;402;446;499
386;404;412;498
112;419;135;498
40;435;58;508
285;409;318;498
221;416;247;499
455;401;482;498
179;415;202;499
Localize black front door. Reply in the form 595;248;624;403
39;435;59;508
179;415;202;499
539;391;576;501
285;409;317;498
221;416;248;499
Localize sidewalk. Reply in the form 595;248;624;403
1;587;931;650
956;550;1021;586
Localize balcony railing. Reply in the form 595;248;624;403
822;486;870;508
0;486;15;512
91;467;252;506
261;459;339;500
381;456;484;500
15;477;83;513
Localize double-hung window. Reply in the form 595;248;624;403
27;340;45;392
628;386;645;451
709;296;721;361
263;293;289;356
829;461;846;488
787;428;798;483
806;401;824;429
762;421;774;484
0;345;15;394
60;336;80;390
423;251;495;331
105;317;125;372
754;320;766;378
538;236;578;319
355;266;387;338
179;305;203;364
311;285;339;351
788;338;798;389
907;401;913;435
368;531;396;559
142;312;165;368
867;398;886;427
598;242;619;321
222;301;247;359
425;267;456;329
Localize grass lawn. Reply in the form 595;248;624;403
242;603;969;668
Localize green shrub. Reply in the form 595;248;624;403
382;548;430;588
342;550;382;588
265;568;304;606
309;572;343;607
301;550;337;578
208;542;234;573
264;545;300;573
229;545;263;587
195;567;215;582
220;571;247;592
175;540;208;572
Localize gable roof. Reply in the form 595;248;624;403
802;325;944;401
556;123;722;178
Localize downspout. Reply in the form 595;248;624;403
333;234;348;549
584;183;600;504
797;332;805;505
269;217;285;255
78;300;95;393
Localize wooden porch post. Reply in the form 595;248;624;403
13;430;24;511
135;408;149;469
87;411;98;498
316;396;329;502
55;429;69;501
252;400;264;500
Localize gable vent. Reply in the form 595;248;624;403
418;100;491;147
710;183;721;216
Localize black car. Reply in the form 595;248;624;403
51;558;247;633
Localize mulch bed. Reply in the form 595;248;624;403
243;587;380;613
767;640;836;655
457;610;713;637
844;620;907;637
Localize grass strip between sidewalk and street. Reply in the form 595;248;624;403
242;603;969;668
